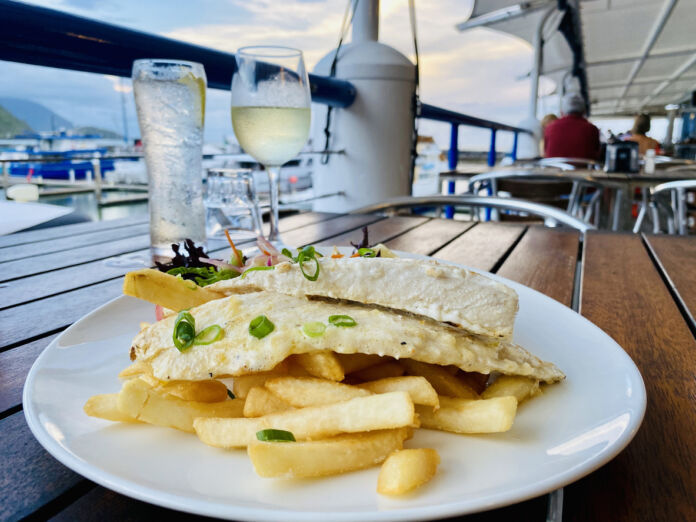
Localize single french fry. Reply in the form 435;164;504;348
481;376;540;403
248;428;409;478
265;376;370;407
357;376;439;408
84;393;139;423
400;359;479;399
416;396;517;434
117;378;244;433
137;374;228;402
377;448;440;495
194;391;415;448
123;268;224;311
351;361;405;382
232;361;291;398
244;387;294;417
337;353;385;374
291;351;344;381
118;361;153;379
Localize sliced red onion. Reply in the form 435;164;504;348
257;236;280;256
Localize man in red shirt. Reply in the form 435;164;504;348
544;93;600;160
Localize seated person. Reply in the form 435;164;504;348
625;113;661;155
544;93;600;161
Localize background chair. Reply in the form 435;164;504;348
351;195;595;234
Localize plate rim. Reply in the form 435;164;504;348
22;251;647;521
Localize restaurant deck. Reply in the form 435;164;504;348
1;212;695;521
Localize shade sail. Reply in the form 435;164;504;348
463;0;696;116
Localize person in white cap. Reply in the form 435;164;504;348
544;93;600;160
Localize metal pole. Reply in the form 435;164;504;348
511;131;519;162
2;161;9;192
486;129;497;221
91;157;102;204
445;123;458;219
352;0;379;43
530;6;556;119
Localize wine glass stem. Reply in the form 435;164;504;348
267;166;281;241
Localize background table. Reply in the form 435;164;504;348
1;212;695;521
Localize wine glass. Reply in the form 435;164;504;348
231;46;311;242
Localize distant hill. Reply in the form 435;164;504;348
73;126;123;140
0;105;32;138
0;97;72;131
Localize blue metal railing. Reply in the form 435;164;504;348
0;0;532;215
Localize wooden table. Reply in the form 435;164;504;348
2;213;695;521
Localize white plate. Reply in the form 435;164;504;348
24;249;646;521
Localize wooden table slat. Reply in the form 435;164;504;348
0;412;85;521
432;223;526;272
0;234;151;283
0;334;57;413
0;279;124;350
564;232;696;522
0;212;338;310
383;218;473;255
643;234;696;331
0;223;151;263
0;215;148;249
497;226;580;307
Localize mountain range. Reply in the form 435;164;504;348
0;97;122;139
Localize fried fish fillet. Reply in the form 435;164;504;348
209;257;519;340
130;292;563;383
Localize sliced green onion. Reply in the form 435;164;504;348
241;266;275;279
256;429;296;442
297;247;320;281
281;247;294;259
249;315;274;339
302;321;326;338
328;314;357;327
193;324;224;345
358;247;377;258
173;311;196;351
227;389;236;399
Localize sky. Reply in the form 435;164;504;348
0;0;659;151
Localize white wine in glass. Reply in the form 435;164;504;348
231;46;311;242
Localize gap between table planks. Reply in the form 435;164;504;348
564;232;696;522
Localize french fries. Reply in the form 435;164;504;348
351;361;405;381
84;393;139;423
117;378;244;433
123;268;224;312
481;375;540;403
357;376;439;408
194;391;415;448
248;428;410;478
400;359;480;399
291;351;344;381
377;448;440;495
138;374;229;403
336;353;384;374
265;376;370;407
243;387;294;417
417;396;518;434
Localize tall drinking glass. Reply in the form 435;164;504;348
132;59;207;262
231;46;311;242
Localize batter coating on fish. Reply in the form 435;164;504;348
130;292;563;383
209;257;519;340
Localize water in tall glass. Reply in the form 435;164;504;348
132;59;207;261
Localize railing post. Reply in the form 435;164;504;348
2;161;9;191
485;129;498;221
91;157;102;204
511;131;519;162
445;123;458;219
